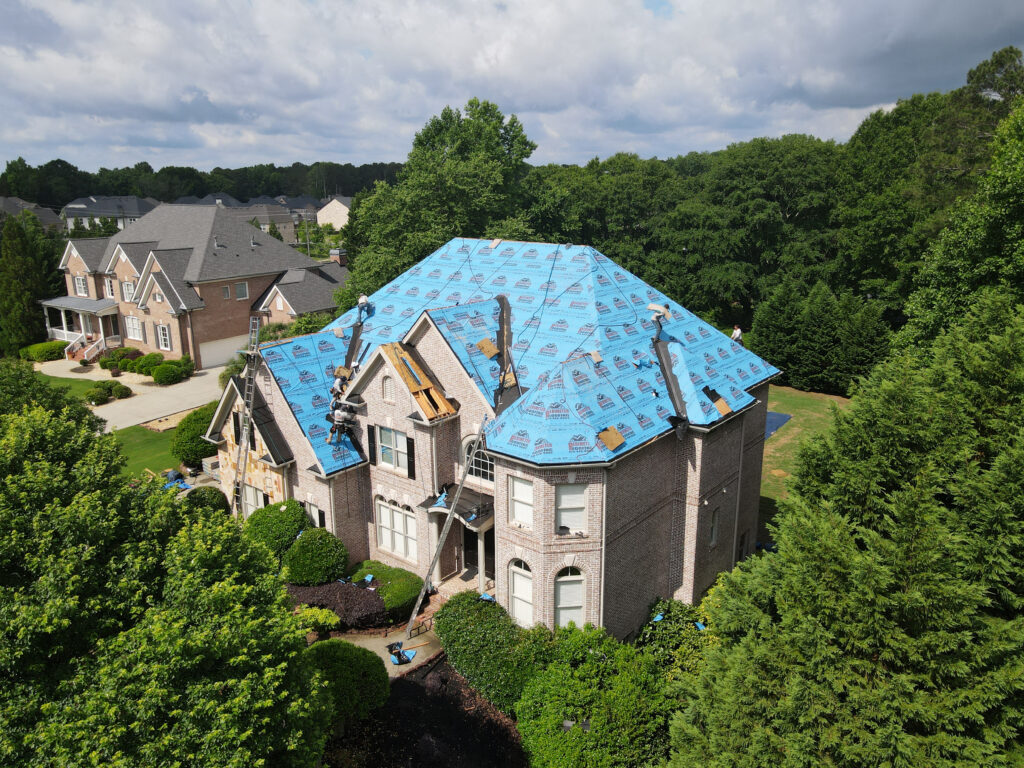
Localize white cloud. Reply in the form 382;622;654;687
0;0;1022;172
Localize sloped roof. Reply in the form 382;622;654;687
0;197;61;227
260;238;779;470
207;376;294;466
62;195;156;218
93;204;315;284
67;237;111;272
261;262;348;315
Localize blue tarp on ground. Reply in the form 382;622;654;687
264;238;780;471
764;411;792;439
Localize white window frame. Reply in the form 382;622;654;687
242;484;262;517
375;499;417;562
222;286;230;300
275;294;284;311
155;324;172;351
308;502;326;529
153;291;163;303
555;483;586;533
124;315;143;341
121;280;135;302
382;375;395;403
378;427;408;472
555;567;584;628
509;476;533;528
74;275;88;296
465;439;494;483
235;281;248;300
709;506;719;547
103;277;114;298
509;559;533;627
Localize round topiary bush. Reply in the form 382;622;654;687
244;499;309;560
184;486;231;514
171;402;218;467
135;352;165;376
83;387;110;405
282;528;348;585
177;355;195;378
112;383;132;399
152;363;185;385
304;639;389;731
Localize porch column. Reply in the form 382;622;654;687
77;312;85;337
430;515;443;586
477;531;486;591
43;307;52;338
61;309;69;336
99;314;105;342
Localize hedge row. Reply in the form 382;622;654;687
349;560;423;621
19;341;68;361
170;402;218;468
104;351;196;384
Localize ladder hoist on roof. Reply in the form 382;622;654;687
232;315;263;515
404;419;488;639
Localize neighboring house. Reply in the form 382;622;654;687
0;197;61;229
61;195;158;231
233;203;297;244
205;238;779;639
40;204;318;368
276;195;320;222
175;192;243;207
256;261;349;324
316;196;352;230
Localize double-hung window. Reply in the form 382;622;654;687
555;567;584;628
121;281;135;302
235;282;248;300
103;277;114;298
555;484;586;532
378;427;408;472
509;559;533;627
124;315;143;341
156;324;171;351
509;476;533;528
74;276;88;296
375;500;417;561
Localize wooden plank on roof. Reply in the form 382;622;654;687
598;426;625;451
380;342;456;421
476;338;499;359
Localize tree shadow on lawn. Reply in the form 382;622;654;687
326;653;526;768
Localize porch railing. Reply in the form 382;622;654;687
49;328;81;342
64;333;86;360
82;336;107;363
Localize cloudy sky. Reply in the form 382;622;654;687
1;0;1023;171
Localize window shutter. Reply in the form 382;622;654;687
232;411;240;443
406;435;416;480
367;425;377;465
140;322;147;344
262;492;270;507
249;422;256;450
318;510;326;528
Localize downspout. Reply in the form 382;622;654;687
731;412;746;564
599;469;608;627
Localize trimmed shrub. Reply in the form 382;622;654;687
83;387;110;405
434;591;554;713
185;486;231;514
134;352;165;376
18;341;68;362
117;347;143;361
516;634;672;768
111;383;132;399
244;498;309;560
176;355;195;378
170;402;217;467
119;358;136;372
152;363;185;385
286;582;387;629
297;606;341;637
98;355;113;369
219;352;245;389
304;639;389;730
283;528;348;585
349;560;423;621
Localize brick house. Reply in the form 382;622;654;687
254;261;349;324
205;238;779;639
60;195;158;232
40;204;323;368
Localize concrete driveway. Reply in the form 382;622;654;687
36;360;227;432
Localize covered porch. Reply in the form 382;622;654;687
40;296;121;361
423;486;495;594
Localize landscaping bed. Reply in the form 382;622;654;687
286;581;387;630
324;651;526;768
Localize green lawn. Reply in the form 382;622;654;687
758;384;849;538
36;373;99;400
113;426;178;477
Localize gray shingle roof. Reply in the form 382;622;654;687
0;197;61;227
265;261;348;315
62;195;157;218
69;237;112;272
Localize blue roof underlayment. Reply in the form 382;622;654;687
260;238;779;473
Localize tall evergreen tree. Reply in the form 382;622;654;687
670;291;1024;767
0;211;55;355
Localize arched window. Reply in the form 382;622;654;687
464;439;494;482
554;566;584;628
509;559;533;627
382;375;394;403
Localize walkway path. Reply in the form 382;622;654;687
36;360;226;432
343;627;443;678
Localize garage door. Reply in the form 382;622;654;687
199;334;249;368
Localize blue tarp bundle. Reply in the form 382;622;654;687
764;411;792;439
261;238;779;472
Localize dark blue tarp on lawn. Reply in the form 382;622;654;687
765;412;791;439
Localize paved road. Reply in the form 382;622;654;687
37;360;227;432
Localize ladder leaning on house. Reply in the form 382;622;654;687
232;316;262;515
404;418;488;639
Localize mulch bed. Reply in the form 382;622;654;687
324;651;527;768
286;581;386;630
